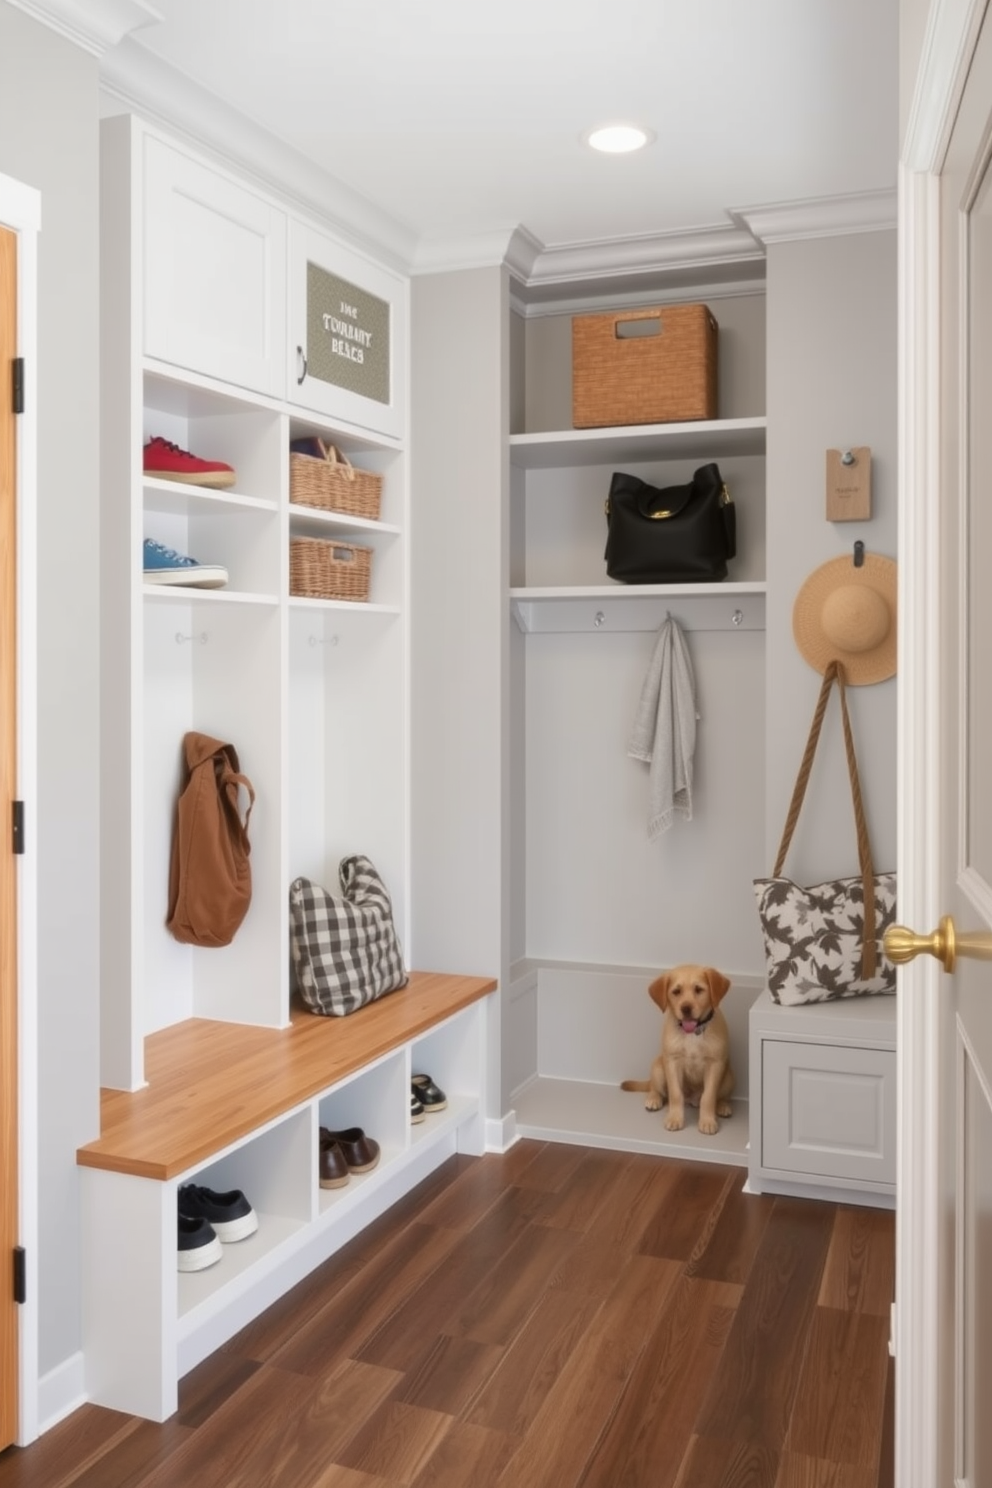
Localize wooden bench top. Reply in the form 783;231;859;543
77;971;496;1181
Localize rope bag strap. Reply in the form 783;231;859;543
772;659;878;980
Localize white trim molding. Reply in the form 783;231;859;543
6;0;159;56
903;0;988;172
895;156;948;1488
733;188;898;244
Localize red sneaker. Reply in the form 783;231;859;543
143;436;236;489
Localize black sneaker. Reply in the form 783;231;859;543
177;1213;223;1272
178;1184;258;1243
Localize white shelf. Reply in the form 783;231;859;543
288;596;401;616
508;416;767;470
144;480;279;517
288;503;401;537
142;585;280;607
177;1210;306;1323
513;1076;749;1167
510;582;767;633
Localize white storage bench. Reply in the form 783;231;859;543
747;988;896;1208
76;971;495;1422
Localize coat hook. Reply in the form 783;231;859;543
853;540;865;568
841;450;857;466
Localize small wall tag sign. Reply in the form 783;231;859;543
826;447;872;522
307;263;391;405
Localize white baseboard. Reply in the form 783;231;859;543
36;1350;86;1438
485;1111;518;1152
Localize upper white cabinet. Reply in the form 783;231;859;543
142;132;287;399
288;220;407;441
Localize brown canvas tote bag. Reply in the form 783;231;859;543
167;732;255;947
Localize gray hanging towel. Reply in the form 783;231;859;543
627;616;698;838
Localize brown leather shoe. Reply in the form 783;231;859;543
320;1126;380;1173
318;1137;350;1190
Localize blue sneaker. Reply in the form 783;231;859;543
143;538;228;589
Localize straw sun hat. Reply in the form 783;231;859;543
792;552;897;685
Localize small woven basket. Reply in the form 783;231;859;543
572;302;718;428
290;536;372;602
289;440;382;521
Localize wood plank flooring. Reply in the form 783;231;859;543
0;1142;895;1488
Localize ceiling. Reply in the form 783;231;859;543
105;0;899;285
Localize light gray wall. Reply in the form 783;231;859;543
409;267;509;1114
0;3;102;1380
900;0;932;137
765;230;898;886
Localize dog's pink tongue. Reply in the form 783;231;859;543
681;1018;699;1034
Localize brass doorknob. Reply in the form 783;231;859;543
884;915;992;974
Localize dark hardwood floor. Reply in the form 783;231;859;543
0;1141;895;1488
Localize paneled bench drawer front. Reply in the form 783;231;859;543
761;1039;896;1187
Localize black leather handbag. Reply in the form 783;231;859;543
604;462;736;584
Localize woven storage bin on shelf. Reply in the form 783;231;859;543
289;441;382;520
290;536;372;602
572;302;718;428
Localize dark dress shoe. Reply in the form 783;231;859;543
412;1073;447;1113
320;1126;380;1173
318;1137;350;1190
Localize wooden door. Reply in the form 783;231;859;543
0;221;19;1450
893;4;992;1481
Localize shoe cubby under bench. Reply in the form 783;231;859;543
75;970;496;1422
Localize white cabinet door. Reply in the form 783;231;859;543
288;220;407;440
143;136;287;399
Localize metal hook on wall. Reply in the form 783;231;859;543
853;540;865;568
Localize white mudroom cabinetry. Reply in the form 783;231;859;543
503;293;770;1167
100;114;410;1094
747;989;897;1207
90;114;493;1422
78;976;493;1421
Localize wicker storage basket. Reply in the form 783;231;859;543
572;303;718;428
290;536;372;602
289;440;383;520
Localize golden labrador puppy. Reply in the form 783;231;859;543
621;964;734;1134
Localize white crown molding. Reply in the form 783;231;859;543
733;189;897;244
411;225;543;280
902;0;984;173
99;36;418;270
6;0;160;56
522;222;763;290
415;219;766;311
509;276;767;321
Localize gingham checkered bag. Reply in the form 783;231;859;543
289;856;408;1016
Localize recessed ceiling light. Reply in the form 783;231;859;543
585;123;653;154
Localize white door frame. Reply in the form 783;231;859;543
0;168;40;1447
896;0;985;1481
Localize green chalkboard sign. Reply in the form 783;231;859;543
306;263;390;405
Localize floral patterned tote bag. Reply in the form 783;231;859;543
753;660;897;1006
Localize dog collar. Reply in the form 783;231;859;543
680;1009;715;1036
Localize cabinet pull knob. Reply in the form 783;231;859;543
296;345;308;385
